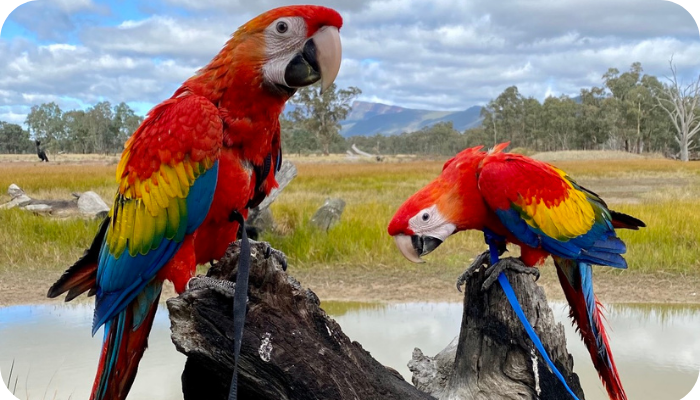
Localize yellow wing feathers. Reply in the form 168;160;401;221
107;158;214;258
518;167;595;240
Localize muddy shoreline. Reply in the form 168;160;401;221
2;267;698;308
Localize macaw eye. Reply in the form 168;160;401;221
276;21;288;34
422;213;430;222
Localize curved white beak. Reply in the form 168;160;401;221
393;234;424;264
312;26;342;94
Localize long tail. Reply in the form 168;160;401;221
554;257;626;400
47;216;110;300
91;281;162;400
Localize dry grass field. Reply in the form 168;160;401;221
1;152;699;305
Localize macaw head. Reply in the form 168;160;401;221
387;145;494;263
204;5;343;96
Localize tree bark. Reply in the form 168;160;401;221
168;245;584;400
168;241;432;400
409;258;584;399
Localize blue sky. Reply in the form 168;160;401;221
0;0;699;125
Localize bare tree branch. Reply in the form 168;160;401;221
656;58;700;161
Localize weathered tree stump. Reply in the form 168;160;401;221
410;258;584;400
167;241;432;400
168;245;583;400
309;198;345;231
246;160;298;235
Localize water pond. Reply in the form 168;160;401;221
1;301;698;399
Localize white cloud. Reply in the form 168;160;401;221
53;0;96;13
0;0;699;122
84;16;229;58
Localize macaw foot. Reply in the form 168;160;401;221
262;243;288;271
186;276;236;298
456;250;491;292
481;257;540;292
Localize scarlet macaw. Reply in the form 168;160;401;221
388;143;644;400
47;6;343;400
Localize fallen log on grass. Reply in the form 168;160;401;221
0;184;109;218
167;243;584;399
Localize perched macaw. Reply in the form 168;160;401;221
47;5;343;400
388;143;644;400
189;6;343;266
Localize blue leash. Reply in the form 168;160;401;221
484;230;580;400
228;211;251;400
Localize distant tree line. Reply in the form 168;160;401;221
475;62;687;157
0;101;143;154
2;61;697;161
282;61;699;161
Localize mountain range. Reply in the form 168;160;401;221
339;101;483;137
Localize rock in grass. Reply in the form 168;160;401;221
310;198;346;231
1;184;32;209
77;191;109;218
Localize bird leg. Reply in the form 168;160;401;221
186;276;236;298
481;257;539;291
456;250;491;292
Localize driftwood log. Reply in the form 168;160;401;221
168;244;584;399
0;184;109;218
246;160;298;235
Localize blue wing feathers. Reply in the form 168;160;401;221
186;161;218;233
93;239;180;334
496;204;628;269
495;209;540;248
92;160;219;335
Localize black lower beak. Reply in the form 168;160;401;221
411;235;443;257
284;39;321;88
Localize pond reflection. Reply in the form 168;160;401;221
0;304;184;400
1;301;698;400
323;301;700;400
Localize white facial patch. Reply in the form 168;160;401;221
408;205;456;241
262;17;308;87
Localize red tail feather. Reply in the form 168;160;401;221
555;259;627;400
90;293;161;400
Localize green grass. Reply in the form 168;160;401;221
263;159;700;276
0;163;115;202
614;200;700;274
1;156;699;283
0;208;100;276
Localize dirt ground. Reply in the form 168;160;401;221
293;265;700;304
2;265;698;308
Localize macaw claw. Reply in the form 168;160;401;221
262;243;288;271
481;257;539;292
457;254;539;292
456;250;491;292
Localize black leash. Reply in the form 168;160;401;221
227;211;250;400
